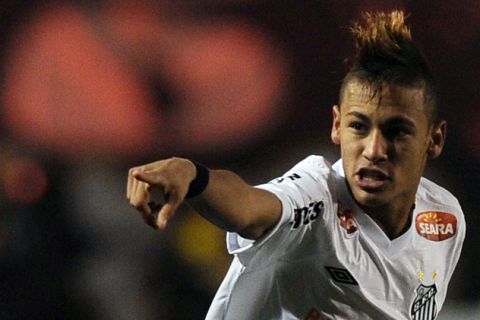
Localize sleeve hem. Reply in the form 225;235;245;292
227;185;291;257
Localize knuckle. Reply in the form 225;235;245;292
130;165;141;172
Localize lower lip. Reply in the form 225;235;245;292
355;175;388;191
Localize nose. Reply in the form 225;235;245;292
362;129;388;164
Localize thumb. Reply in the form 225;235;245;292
156;202;180;229
155;189;183;229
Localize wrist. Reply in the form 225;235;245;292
185;161;210;198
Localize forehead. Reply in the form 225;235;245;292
341;81;428;120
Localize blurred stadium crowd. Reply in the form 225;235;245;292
0;1;478;319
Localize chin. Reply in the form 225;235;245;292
353;189;389;208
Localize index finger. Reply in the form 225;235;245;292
127;167;137;199
133;169;169;186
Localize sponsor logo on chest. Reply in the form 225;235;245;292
415;211;457;241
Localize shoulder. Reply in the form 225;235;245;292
291;155;334;173
415;177;466;287
254;155;339;228
417;177;462;213
415;177;466;241
266;155;338;195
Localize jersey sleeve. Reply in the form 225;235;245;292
226;155;335;265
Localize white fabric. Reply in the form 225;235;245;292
206;156;465;320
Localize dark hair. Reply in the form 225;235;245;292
340;11;438;123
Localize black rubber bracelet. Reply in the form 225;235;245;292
185;161;210;198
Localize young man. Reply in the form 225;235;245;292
127;11;465;320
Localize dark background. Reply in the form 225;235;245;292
0;1;478;319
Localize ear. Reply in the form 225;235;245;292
427;120;447;159
331;105;341;145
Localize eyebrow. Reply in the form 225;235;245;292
345;111;370;123
386;116;416;128
346;111;416;127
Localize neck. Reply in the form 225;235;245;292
361;202;415;240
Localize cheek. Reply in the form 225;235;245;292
340;143;361;174
341;139;362;158
398;141;428;163
393;138;428;162
395;147;428;182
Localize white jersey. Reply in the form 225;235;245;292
206;156;465;320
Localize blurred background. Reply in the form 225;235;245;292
0;0;478;319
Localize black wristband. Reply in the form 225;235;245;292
185;161;210;198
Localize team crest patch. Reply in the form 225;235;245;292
337;202;358;234
410;283;437;320
415;211;457;241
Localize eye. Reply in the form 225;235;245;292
386;126;412;140
349;121;368;132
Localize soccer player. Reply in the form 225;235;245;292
127;11;465;320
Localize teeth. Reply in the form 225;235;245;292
363;175;381;181
359;170;387;180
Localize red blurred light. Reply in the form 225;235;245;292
2;158;48;205
2;5;159;159
2;4;289;160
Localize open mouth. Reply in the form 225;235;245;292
355;168;390;190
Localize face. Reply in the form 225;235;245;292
331;81;446;213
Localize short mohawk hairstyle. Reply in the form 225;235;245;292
341;11;438;122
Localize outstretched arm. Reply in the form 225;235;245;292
127;157;282;239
